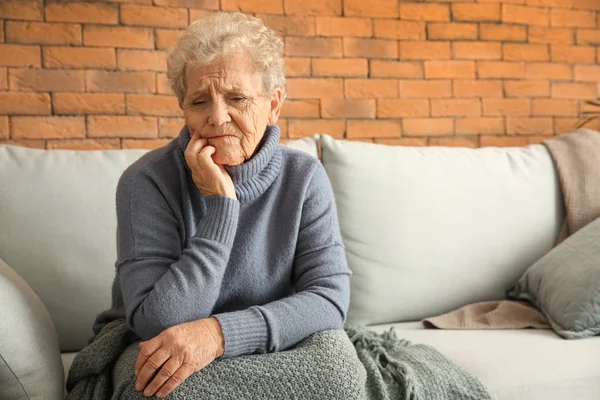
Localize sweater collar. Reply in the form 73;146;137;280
178;125;282;202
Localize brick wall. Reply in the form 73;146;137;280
0;0;599;150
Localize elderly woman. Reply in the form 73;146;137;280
91;12;351;399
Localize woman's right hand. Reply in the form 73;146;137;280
184;131;236;200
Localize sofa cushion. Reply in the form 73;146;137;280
0;136;319;353
508;215;600;339
319;135;564;326
0;258;64;400
367;322;600;400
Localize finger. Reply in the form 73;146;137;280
136;347;170;392
197;145;216;165
142;357;183;397
184;135;206;170
135;339;161;377
155;363;195;398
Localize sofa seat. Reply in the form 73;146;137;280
367;322;600;400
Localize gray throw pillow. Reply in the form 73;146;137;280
507;216;600;339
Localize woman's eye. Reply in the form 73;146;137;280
193;101;206;106
232;97;244;102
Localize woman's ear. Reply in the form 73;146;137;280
267;88;284;126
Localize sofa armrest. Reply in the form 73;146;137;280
0;258;64;400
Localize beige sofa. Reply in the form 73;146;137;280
1;133;599;400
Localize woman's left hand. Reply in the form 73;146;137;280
134;317;225;398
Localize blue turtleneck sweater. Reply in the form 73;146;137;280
93;125;351;358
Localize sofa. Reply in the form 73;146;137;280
1;132;599;400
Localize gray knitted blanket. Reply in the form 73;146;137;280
66;319;491;400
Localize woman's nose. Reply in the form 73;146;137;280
208;99;231;126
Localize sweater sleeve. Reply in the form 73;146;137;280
116;168;240;340
213;163;351;357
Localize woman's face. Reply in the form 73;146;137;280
181;53;282;166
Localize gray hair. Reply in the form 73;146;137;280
167;12;286;104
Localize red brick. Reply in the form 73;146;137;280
118;50;167;72
286;78;343;99
47;139;121;150
0;23;3;44
478;61;525;78
312;58;368;77
120;5;187;28
550;9;596;28
453;80;503;97
0;116;8;139
573;0;600;10
221;0;283;13
345;79;399;98
370;60;422;78
480;135;551;147
284;0;341;16
315;17;372;37
574;65;600;82
556;116;600;133
529;27;574;45
0;1;42;20
321;99;375;118
525;63;572;80
551;82;597;99
279;100;320;118
0;139;45;149
399;3;450;21
155;29;184;50
288;119;345;138
343;38;398;59
84;26;153;49
258;15;316;36
154;0;218;8
107;0;153;3
127;94;181;117
53;93;126;115
526;0;573;6
88;116;157;138
277;119;288;138
503;44;549;61
480;24;527;42
533;99;579;116
551;45;596;64
86;71;155;93
507;117;553;135
453;4;500;21
158;117;185;138
428;23;478;40
399;80;452;98
122;139;171;149
45;3;118;24
504;80;550;97
502;5;549;26
453;42;501;60
0;68;6;90
284;57;311;77
0;44;40;67
403;118;454;136
344;0;398;18
43;47;115;69
374;138;427;146
456;118;505;135
400;41;451;60
6;22;81;45
476;0;525;3
483;99;531;116
189;9;216;22
424;61;476;79
11;117;84;139
431;99;481;117
577;30;600;45
285;37;342;57
373;20;426;40
346;120;402;138
377;99;430;118
9;69;84;92
430;137;478;148
0;92;50;114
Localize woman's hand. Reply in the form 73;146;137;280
184;131;237;199
134;317;225;398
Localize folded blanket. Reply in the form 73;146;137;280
66;319;491;400
421;129;600;331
